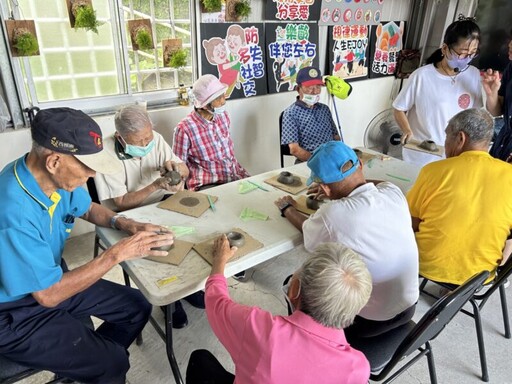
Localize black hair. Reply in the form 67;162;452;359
426;14;481;65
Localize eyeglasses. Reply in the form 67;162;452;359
449;47;480;60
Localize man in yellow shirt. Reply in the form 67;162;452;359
407;108;512;284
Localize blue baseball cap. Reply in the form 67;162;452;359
307;141;360;185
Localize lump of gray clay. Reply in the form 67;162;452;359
277;171;295;185
164;170;182;185
418;140;438;152
226;231;245;248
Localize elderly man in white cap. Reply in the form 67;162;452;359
173;74;250;191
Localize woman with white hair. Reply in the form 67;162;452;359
173;74;249;191
186;241;373;384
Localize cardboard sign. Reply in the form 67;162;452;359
200;23;267;100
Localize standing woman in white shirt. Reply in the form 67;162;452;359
393;15;483;166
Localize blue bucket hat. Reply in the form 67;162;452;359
306;141;359;185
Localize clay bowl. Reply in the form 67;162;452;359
277;171;295;185
151;231;174;252
306;196;321;210
418;140;438;152
164;170;182;186
226;231;245;248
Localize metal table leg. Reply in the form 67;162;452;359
148;303;184;383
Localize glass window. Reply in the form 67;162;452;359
1;0;194;113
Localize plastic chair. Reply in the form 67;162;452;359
279;111;292;168
419;257;512;382
0;316;94;384
349;270;489;384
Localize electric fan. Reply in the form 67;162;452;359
363;108;403;159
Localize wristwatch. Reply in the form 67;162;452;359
280;202;293;217
110;214;127;230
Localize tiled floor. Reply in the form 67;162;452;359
20;232;512;383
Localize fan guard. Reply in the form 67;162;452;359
363;108;402;159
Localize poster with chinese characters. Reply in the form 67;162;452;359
319;0;384;26
369;21;405;78
265;0;321;22
200;23;267;99
265;23;319;93
328;24;370;81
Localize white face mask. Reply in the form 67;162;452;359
302;93;320;106
213;105;226;115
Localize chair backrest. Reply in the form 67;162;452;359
86;177;100;204
379;270;489;378
477;255;512;300
279;111;291;168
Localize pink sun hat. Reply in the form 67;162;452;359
192;74;228;108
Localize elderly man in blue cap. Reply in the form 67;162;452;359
0;107;174;383
274;141;419;340
281;66;340;163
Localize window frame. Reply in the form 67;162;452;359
0;0;198;127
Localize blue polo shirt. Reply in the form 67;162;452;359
281;99;338;153
490;62;512;160
0;155;91;302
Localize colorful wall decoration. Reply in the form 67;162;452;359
369;21;405;78
328;24;370;81
200;23;267;99
265;0;321;22
319;0;384;26
265;23;319;93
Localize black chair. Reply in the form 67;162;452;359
419;257;512;382
349;271;489;384
278;111;292;168
0;316;94;384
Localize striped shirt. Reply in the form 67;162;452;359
173;110;249;191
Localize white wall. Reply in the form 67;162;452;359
0;76;400;236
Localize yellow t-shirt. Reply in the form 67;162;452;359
407;151;512;284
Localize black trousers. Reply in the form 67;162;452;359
186;349;235;384
344;304;417;340
0;279;152;384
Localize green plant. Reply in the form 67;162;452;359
201;0;222;13
13;29;39;56
74;4;102;34
234;0;251;18
168;48;187;68
134;26;152;50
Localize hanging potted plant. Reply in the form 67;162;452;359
225;0;251;22
163;39;187;69
201;0;222;13
128;19;154;51
5;20;40;57
67;0;102;34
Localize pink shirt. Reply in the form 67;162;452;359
205;274;370;384
173;110;249;191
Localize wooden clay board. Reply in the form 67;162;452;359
146;239;194;266
157;190;218;218
404;141;444;157
294;195;318;216
264;174;308;195
193;228;263;265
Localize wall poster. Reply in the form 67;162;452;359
369;21;405;78
200;23;267;100
265;0;321;21
319;0;384;26
328;24;370;81
265;23;319;93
